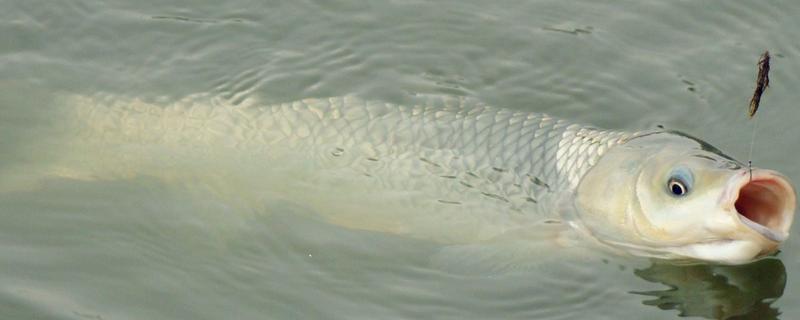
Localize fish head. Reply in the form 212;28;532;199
574;131;795;264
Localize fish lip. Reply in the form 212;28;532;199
725;169;796;243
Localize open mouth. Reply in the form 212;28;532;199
733;171;796;242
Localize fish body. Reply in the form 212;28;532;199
25;94;796;264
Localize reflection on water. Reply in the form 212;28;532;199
632;259;786;319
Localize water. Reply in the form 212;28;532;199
1;0;799;319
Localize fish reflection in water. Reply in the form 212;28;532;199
632;258;786;319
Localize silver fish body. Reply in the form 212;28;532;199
44;94;796;263
68;95;630;213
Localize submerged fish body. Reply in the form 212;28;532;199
32;94;796;264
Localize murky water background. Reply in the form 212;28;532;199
1;1;799;319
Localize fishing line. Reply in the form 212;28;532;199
747;115;758;181
746;50;770;182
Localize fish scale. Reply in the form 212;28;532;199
66;94;636;218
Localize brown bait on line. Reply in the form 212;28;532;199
748;50;770;118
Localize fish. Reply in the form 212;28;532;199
11;94;795;265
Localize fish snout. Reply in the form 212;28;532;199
726;169;796;243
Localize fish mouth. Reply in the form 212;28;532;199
731;170;796;242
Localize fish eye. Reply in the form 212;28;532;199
666;167;693;197
668;179;688;196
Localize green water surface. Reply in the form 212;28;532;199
1;1;799;319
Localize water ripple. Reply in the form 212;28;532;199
2;0;800;319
